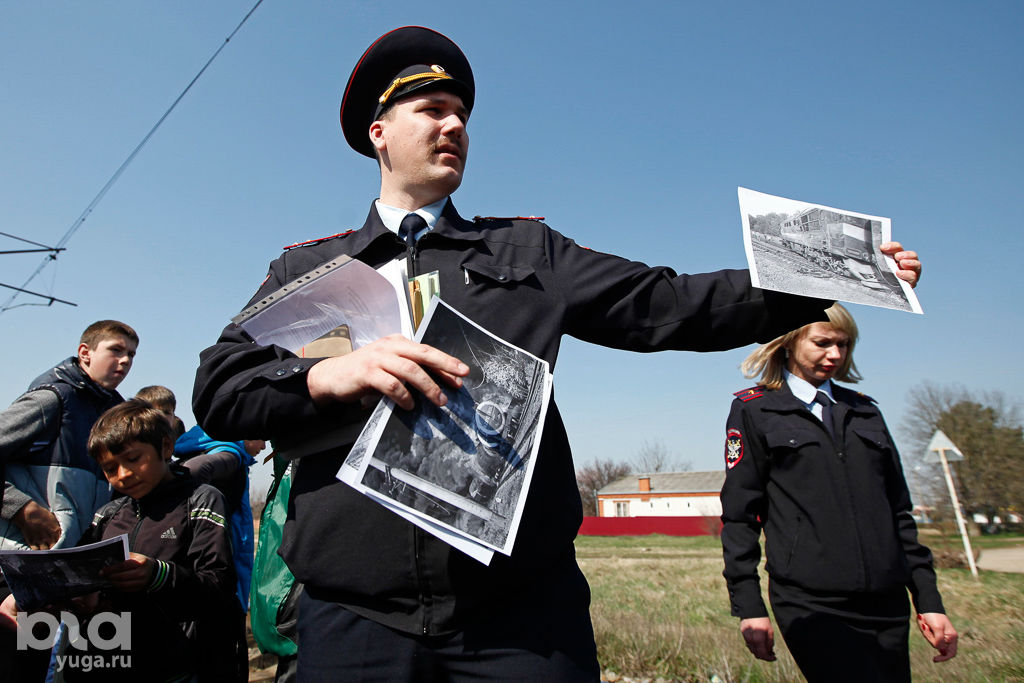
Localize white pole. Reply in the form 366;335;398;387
937;448;979;578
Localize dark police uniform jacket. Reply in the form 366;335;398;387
193;199;829;636
720;381;944;620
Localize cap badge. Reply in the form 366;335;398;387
378;65;452;105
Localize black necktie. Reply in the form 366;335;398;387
399;213;427;278
814;391;835;438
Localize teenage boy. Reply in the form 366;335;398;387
63;399;237;682
0;322;136;682
1;320;138;551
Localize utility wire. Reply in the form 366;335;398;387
0;231;60;250
0;231;64;256
1;0;264;312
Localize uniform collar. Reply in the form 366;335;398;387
344;198;489;257
375;197;447;239
785;370;835;408
764;377;877;421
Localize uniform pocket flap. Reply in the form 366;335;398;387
461;261;535;284
850;428;890;450
764;429;822;450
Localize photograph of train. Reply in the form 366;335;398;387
738;187;922;313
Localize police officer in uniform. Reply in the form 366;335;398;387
193;27;923;682
720;304;956;682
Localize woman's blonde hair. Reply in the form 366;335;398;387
740;303;862;390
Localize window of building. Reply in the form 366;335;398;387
615;501;629;517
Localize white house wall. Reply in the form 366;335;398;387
598;496;722;518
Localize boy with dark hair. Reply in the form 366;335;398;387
135;385;185;439
133;385;176;414
61;399;237;682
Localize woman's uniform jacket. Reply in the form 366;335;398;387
720;381;945;619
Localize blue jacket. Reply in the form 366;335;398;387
0;357;120;550
174;425;255;611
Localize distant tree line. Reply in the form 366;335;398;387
575;439;692;517
748;212;788;237
900;384;1023;528
573;386;1023;525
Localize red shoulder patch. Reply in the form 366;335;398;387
725;428;744;469
473;215;545;222
733;385;766;402
283;229;355;251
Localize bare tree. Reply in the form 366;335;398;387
250;484;269;521
633;439;692;473
575;441;694;516
576;458;633;517
900;383;1023;520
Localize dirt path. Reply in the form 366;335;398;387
977;546;1024;573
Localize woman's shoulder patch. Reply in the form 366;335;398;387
725;428;744;469
733;385;766;402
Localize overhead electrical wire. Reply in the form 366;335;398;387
1;0;264;312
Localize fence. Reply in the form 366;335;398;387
578;516;722;537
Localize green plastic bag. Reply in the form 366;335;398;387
249;455;298;656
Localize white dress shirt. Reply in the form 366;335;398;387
784;369;836;423
375;198;447;242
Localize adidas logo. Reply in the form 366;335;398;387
160;527;177;539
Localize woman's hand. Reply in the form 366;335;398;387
918;612;958;662
739;616;776;661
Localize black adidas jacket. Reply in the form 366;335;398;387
71;468;236;681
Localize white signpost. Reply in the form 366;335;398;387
923;430;978;578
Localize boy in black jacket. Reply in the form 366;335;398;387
63;399;237;682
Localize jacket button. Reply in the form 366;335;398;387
291;365;302;373
788;438;797;445
275;369;286;377
498;274;507;281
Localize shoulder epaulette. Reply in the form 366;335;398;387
733;385;767;402
283;229;356;251
833;384;877;405
473;215;545;222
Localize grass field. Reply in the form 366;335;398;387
576;534;1024;682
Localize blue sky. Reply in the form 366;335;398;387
2;1;1021;497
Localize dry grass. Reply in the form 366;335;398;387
576;535;1024;682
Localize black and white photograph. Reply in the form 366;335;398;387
339;390;497;564
739;187;922;313
353;299;551;555
0;535;128;610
